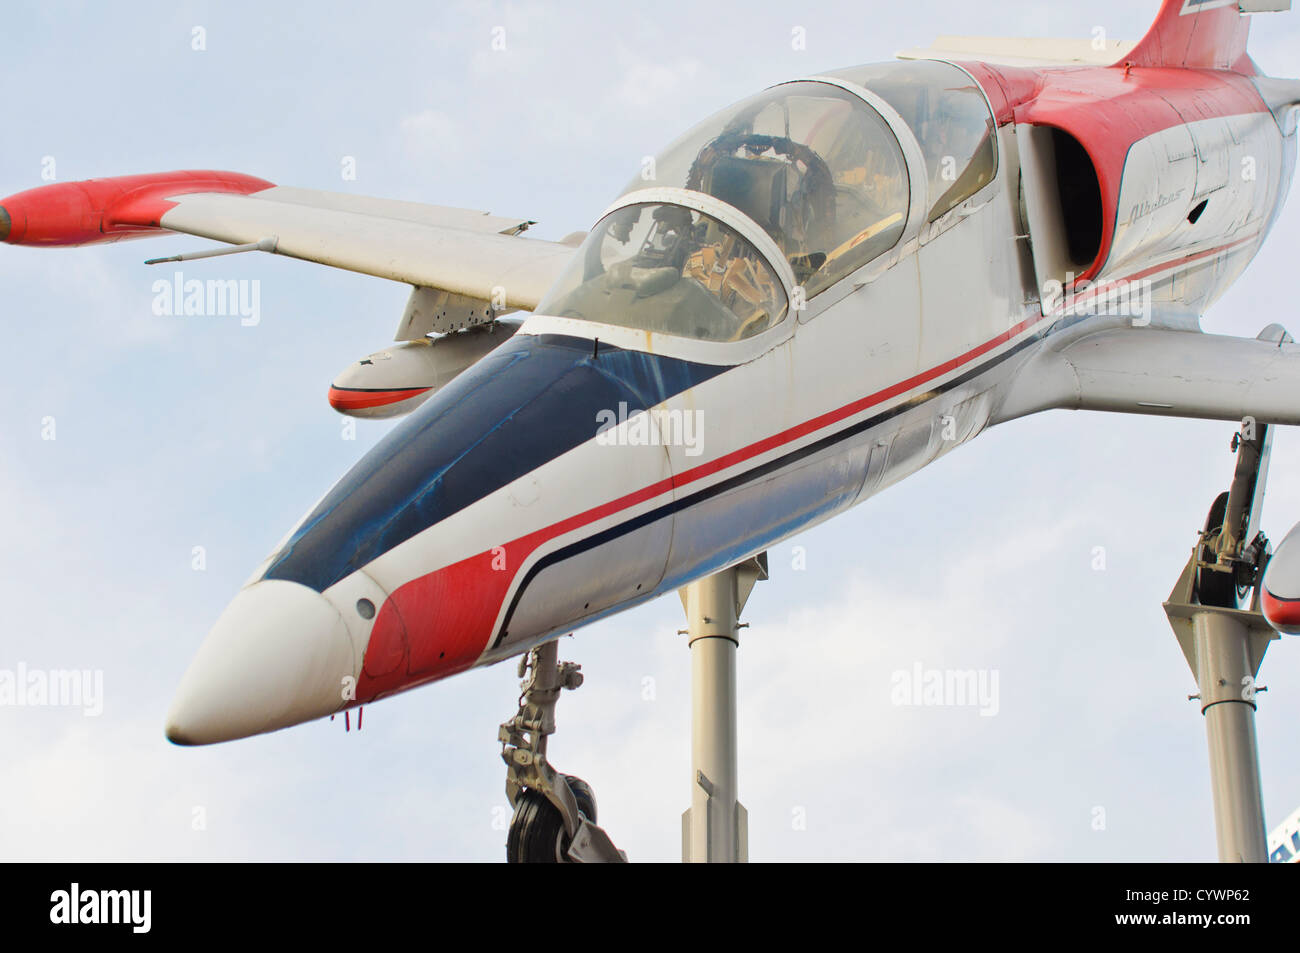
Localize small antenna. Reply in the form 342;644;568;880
146;235;278;265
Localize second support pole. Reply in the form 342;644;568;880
680;553;766;863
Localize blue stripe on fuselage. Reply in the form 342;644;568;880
262;333;728;593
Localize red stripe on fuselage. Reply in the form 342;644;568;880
1041;232;1260;319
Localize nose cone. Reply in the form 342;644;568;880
165;580;356;745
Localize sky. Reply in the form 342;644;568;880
2;0;1300;862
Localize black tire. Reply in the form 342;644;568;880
505;777;598;863
506;789;566;863
1198;491;1238;608
564;775;597;824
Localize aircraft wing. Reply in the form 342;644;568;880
995;325;1300;426
156;188;576;310
0;171;577;312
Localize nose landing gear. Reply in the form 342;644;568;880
499;638;626;863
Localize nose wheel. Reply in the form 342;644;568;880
505;774;598;863
499;639;626;863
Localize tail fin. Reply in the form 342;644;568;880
1118;0;1289;72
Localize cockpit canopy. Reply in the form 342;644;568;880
538;62;997;344
622;80;910;300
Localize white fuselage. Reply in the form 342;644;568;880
163;66;1298;745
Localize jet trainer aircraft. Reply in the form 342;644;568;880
6;0;1300;861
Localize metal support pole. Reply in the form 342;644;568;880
1167;557;1277;863
683;568;742;863
1193;612;1268;863
679;553;765;863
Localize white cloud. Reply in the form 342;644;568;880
608;47;704;111
399;109;465;157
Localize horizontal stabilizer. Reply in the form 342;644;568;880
898;35;1135;67
903;3;1294;72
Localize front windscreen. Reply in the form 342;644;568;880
536;202;788;343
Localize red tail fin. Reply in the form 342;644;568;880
1119;0;1253;71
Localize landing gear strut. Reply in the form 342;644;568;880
499;638;626;862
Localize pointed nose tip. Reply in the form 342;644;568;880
0;205;10;242
165;579;356;745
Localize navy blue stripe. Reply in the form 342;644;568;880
263;334;729;592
